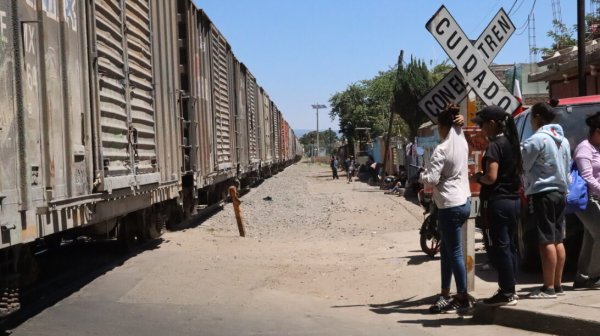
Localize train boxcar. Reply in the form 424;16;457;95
244;67;261;172
1;0;300;318
257;88;273;175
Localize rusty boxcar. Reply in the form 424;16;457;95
1;0;300;318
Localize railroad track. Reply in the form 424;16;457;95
0;201;228;334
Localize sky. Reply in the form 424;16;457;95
192;0;579;132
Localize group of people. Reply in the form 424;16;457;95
330;156;356;183
420;102;600;314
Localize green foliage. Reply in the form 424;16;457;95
330;55;444;144
532;20;578;57
299;129;338;147
430;60;453;83
329;69;398;141
395;57;434;139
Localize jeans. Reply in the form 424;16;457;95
484;198;520;293
575;199;600;279
438;201;471;294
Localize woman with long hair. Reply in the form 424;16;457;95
573;111;600;289
420;104;471;313
472;105;523;306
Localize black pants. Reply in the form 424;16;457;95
332;168;338;179
482;198;520;294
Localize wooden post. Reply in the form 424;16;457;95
228;186;245;237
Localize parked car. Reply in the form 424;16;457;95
513;96;600;269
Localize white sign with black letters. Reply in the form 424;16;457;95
418;9;515;120
422;6;520;120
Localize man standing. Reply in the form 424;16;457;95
330;156;339;180
521;102;571;298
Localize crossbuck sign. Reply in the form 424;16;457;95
419;6;520;121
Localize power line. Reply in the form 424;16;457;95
515;0;538;35
511;0;527;16
469;0;501;36
508;0;520;14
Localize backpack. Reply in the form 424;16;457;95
566;161;588;214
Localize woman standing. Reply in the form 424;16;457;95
420;104;471;314
573;112;600;289
472;105;522;306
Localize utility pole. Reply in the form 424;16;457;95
312;104;326;158
381;50;404;186
578;0;587;96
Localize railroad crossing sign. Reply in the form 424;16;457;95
419;6;520;121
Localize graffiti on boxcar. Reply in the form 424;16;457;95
25;0;36;10
64;0;77;32
42;0;59;22
0;55;15;147
25;0;75;29
0;10;6;44
23;24;38;92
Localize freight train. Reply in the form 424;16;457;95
0;0;303;317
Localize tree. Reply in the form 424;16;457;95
298;130;339;154
532;20;577;57
329;68;409;148
395;57;434;139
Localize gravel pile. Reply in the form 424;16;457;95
200;163;342;238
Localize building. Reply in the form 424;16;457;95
529;39;600;98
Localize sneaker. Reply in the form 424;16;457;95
554;286;565;296
441;296;471;314
573;277;600;290
480;290;518;306
429;295;451;314
528;287;557;299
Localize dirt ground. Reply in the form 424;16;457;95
10;162;547;336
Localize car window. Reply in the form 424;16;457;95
515;110;534;143
555;105;596;151
516;104;597;151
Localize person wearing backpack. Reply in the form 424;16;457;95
521;102;571;298
572;112;600;290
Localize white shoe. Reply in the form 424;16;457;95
528;288;557;299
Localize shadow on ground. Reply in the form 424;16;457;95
402;254;438;266
0;239;162;335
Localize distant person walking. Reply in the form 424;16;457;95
521;102;571;299
346;156;355;183
573;111;600;290
471;106;522;306
420;104;471;314
330;156;339;180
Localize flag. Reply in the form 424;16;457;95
512;67;524;117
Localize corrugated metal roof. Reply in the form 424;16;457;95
529;39;600;82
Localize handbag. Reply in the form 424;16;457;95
566;161;588;214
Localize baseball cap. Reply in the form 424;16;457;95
471;105;509;125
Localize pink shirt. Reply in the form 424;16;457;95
574;139;600;197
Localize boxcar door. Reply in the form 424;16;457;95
90;0;159;193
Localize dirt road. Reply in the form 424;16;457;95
9;162;545;335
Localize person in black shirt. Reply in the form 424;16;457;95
471;105;523;306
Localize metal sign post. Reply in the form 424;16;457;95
426;6;520;115
418;9;516;121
